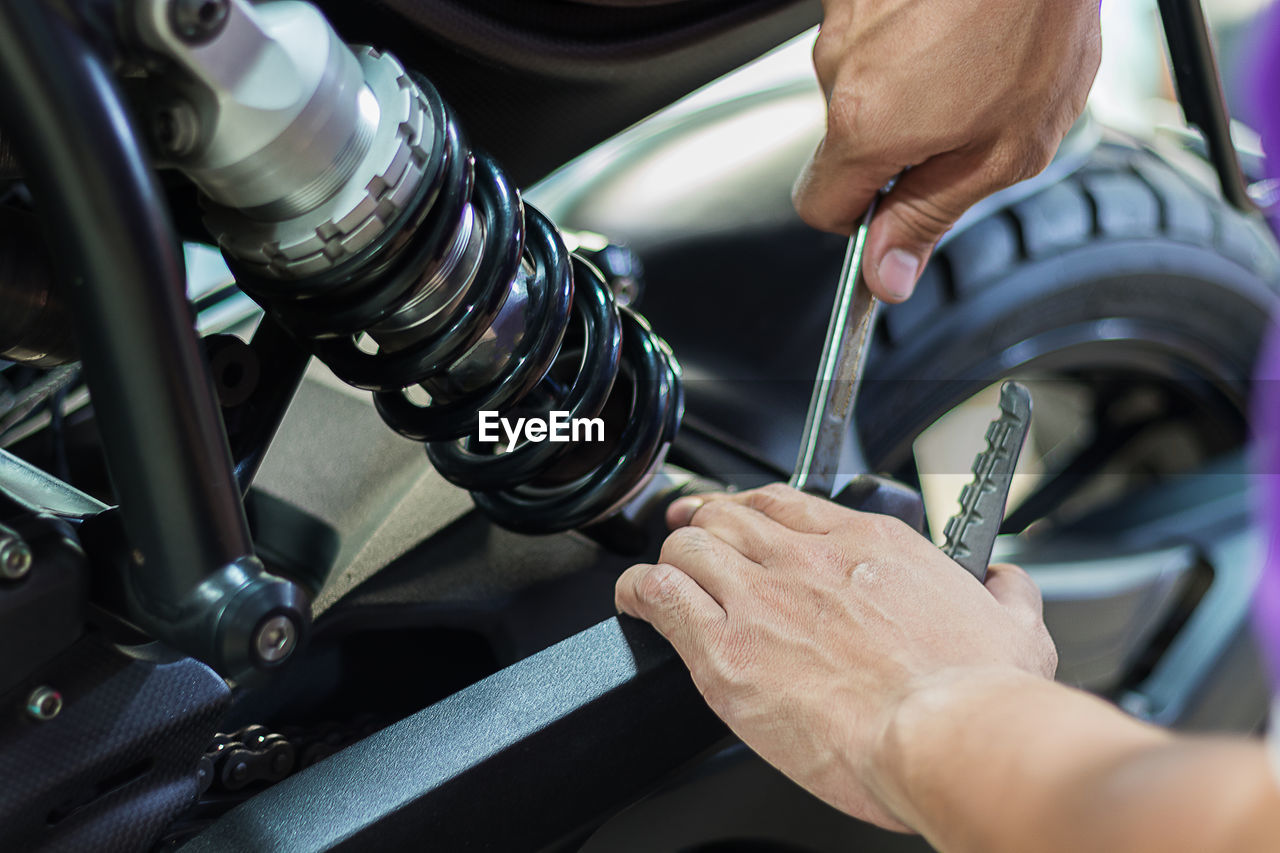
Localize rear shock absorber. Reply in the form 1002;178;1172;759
130;0;681;533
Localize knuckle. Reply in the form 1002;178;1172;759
869;511;902;536
1001;563;1047;615
794;197;844;236
689;498;728;527
824;83;893;164
858;510;907;543
746;484;788;514
1025;576;1046;612
760;482;795;500
1021;140;1056;180
635;562;683;606
1038;629;1059;677
825;86;864;139
889;194;957;245
660;526;711;565
791;176;815;222
989;136;1054;185
811;26;840;80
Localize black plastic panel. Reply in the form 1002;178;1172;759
320;0;820;184
0;637;229;853
184;617;726;852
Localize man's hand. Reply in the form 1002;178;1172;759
793;0;1102;302
614;484;1056;830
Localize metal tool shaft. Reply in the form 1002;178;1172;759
790;196;882;496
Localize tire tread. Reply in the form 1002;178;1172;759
881;141;1278;343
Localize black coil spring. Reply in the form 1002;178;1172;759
234;76;682;533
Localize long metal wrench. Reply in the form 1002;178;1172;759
789;193;884;497
940;381;1033;582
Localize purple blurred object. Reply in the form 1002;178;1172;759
1252;1;1280;690
1256;328;1280;690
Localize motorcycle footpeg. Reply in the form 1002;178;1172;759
940;380;1033;583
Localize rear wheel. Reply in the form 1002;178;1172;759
863;137;1276;485
858;137;1277;729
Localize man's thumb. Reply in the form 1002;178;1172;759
861;152;992;303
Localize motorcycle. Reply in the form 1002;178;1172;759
0;0;1274;850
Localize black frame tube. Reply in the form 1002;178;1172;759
0;0;309;678
1158;0;1258;213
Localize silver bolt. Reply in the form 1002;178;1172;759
253;615;297;664
152;100;201;159
25;686;62;721
0;536;32;581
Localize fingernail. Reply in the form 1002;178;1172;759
667;496;705;528
878;249;921;301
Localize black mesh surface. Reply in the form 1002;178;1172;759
0;635;229;853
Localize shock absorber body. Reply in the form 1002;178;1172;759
132;0;681;533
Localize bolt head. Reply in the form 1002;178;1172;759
25;686;62;721
169;0;230;44
151;101;201;159
253;615;298;665
0;538;32;581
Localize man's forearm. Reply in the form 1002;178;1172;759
876;669;1280;853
